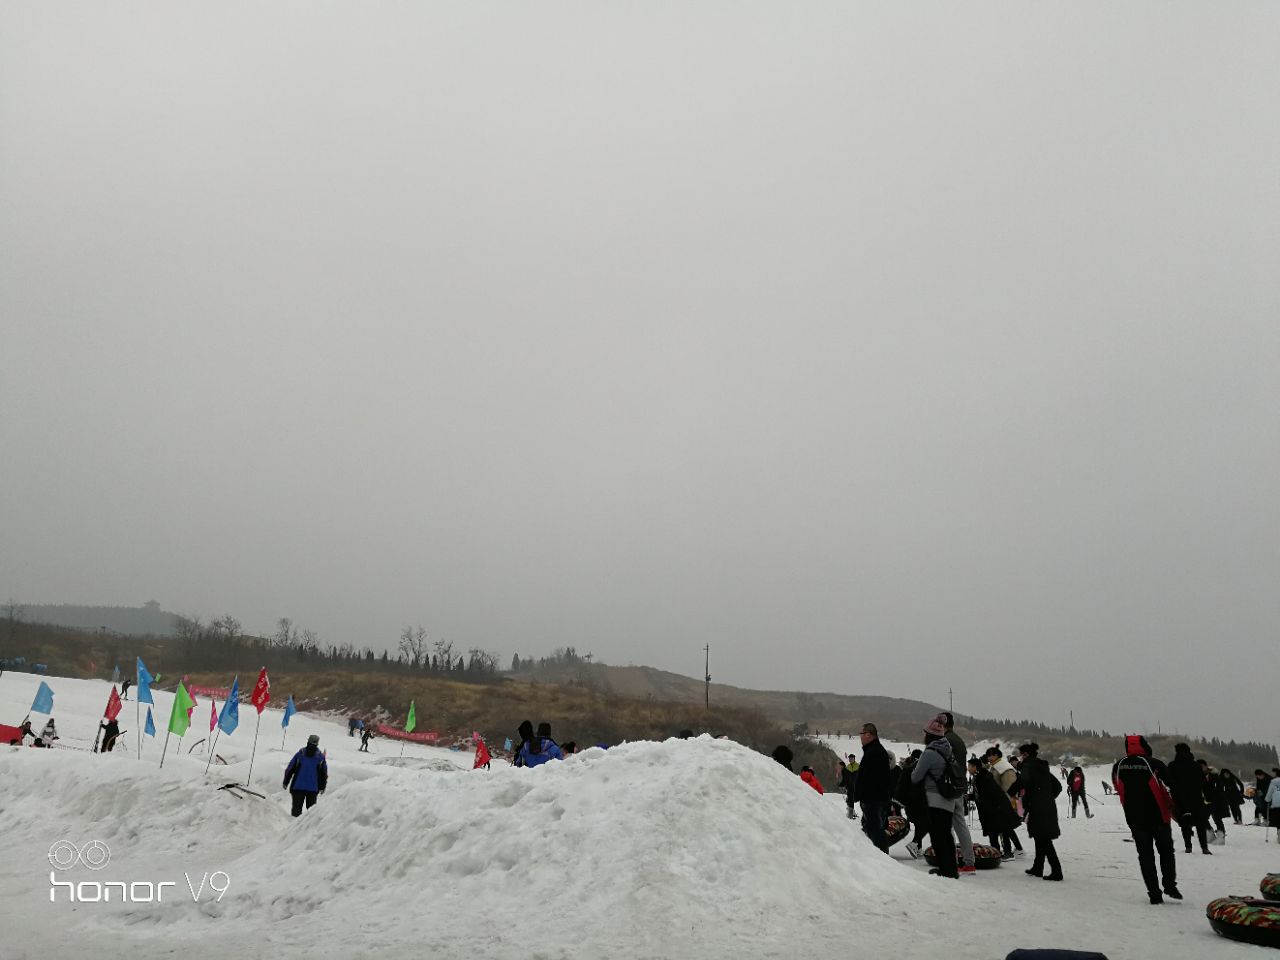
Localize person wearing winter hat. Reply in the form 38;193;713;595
1167;743;1212;854
924;714;976;874
911;733;960;878
283;734;328;817
512;720;535;768
1015;742;1063;880
1112;734;1180;904
516;722;564;768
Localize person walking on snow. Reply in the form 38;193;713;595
283;734;328;816
359;725;374;752
1265;774;1280;831
912;733;960;878
1015;742;1063;881
120;679;131;701
926;713;976;874
1112;734;1180;904
1068;766;1093;818
1168;743;1212;854
854;723;892;853
1219;769;1245;825
838;753;860;820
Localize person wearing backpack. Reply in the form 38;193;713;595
911;733;960;878
1015;743;1063;881
1068;766;1092;818
1111;733;1180;904
925;714;976;874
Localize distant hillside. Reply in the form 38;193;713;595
16;601;179;636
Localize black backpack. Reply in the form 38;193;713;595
934;764;962;799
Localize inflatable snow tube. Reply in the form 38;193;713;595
1262;875;1280;903
924;843;1002;869
1206;897;1280;948
885;815;909;848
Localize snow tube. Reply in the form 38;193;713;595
1206;897;1280;948
885;815;909;848
924;843;1002;869
1262;875;1280;902
0;724;24;746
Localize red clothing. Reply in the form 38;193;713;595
800;769;824;794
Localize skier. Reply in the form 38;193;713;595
911;733;959;878
854;723;892;853
1111;734;1180;904
799;766;824;794
926;713;975;874
359;725;374;752
969;757;1020;861
837;753;860;820
1015;743;1063;881
1167;744;1212;854
99;718;121;752
283;734;328;816
1067;766;1093;818
120;679;131;701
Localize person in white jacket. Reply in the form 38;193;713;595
1265;775;1280;832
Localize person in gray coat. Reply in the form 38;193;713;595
925;714;976;873
911;734;960;878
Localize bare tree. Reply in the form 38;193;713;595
432;636;454;672
3;599;23;646
299;628;319;654
274;617;295;648
400;625;429;668
176;614;204;655
214;614;241;644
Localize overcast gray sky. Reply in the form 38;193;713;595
2;3;1277;745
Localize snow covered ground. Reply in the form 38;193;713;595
1;673;1276;960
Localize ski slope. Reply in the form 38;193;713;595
1;673;1276;960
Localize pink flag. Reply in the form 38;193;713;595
210;700;218;732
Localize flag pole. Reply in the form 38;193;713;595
160;729;172;769
136;691;141;757
245;710;262;787
205;721;223;774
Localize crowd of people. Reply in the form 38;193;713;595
809;712;1280;899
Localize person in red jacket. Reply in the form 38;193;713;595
800;766;824;794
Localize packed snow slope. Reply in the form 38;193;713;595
2;674;1278;960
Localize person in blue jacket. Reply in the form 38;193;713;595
515;722;563;768
284;734;329;816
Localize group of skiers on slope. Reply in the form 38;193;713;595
346;716;377;751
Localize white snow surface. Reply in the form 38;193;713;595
1;673;1277;960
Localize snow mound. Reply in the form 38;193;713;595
137;736;938;957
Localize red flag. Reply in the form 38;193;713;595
250;668;270;714
183;675;198;719
104;687;123;722
210;700;218;732
473;731;491;769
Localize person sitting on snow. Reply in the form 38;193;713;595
40;718;59;742
799;765;824;794
515;722;563;768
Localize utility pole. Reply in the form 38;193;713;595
1069;710;1074;732
948;688;953;713
703;644;710;711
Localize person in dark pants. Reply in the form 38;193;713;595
1067;766;1092;818
911;735;959;878
1198;760;1228;842
1220;769;1245;825
838;754;860;820
854;723;892;853
120;679;131;701
99;718;121;752
1015;743;1063;881
1112;734;1180;904
1168;743;1211;854
970;756;1020;860
359;725;373;752
284;734;328;816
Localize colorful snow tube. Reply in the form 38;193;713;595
924;843;1002;869
885;815;909;848
1262;875;1280;902
1206;897;1280;948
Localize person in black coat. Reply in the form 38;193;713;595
1167;743;1211;854
1198;760;1228;840
969;757;1019;858
854;723;892;853
98;719;121;752
1219;769;1245;825
1112;734;1180;904
895;750;930;855
1015;743;1062;880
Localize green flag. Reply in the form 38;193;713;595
405;700;416;734
169;681;195;736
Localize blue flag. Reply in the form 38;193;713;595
217;677;240;735
145;707;156;737
281;695;297;728
136;657;154;705
31;681;54;715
